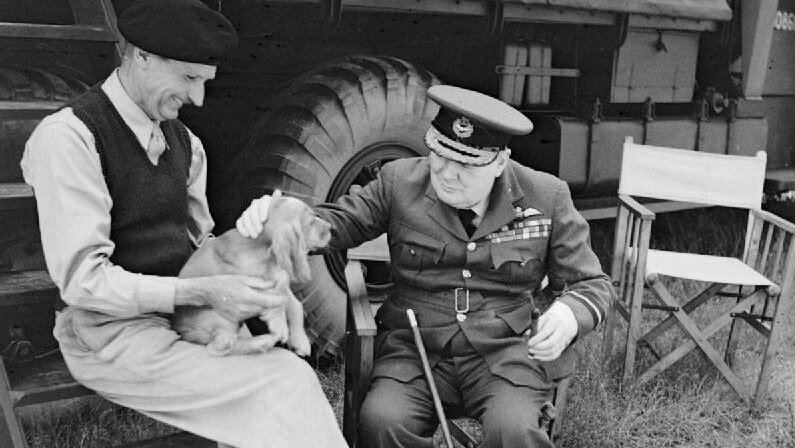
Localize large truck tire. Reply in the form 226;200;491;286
228;55;440;356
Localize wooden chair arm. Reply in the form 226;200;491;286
612;195;655;279
752;207;795;233
342;258;376;446
344;260;376;337
618;194;655;220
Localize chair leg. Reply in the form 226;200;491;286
640;283;726;351
0;358;27;448
622;277;645;386
635;287;767;388
601;297;619;363
753;287;791;408
549;376;571;447
342;328;374;447
646;279;762;401
724;286;748;367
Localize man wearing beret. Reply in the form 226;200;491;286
21;1;348;447
237;85;614;447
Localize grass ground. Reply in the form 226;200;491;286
561;208;795;448
22;208;795;447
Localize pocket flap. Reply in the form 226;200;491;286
490;239;547;270
497;303;534;334
392;223;446;263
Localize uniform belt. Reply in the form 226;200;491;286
390;286;534;315
378;295;536;331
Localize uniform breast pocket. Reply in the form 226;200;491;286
392;224;446;270
490;238;548;282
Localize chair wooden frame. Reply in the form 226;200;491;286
342;235;571;447
602;137;795;407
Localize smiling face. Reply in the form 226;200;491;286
123;47;217;121
428;150;509;209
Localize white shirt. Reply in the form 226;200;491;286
21;70;214;317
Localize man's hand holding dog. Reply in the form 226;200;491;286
175;275;286;322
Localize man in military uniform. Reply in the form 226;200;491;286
22;1;347;446
240;85;613;448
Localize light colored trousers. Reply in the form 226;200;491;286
54;307;348;448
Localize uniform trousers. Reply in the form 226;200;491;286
54;308;347;448
359;330;554;448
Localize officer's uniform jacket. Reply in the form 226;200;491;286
317;157;613;389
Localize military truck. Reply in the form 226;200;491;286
1;0;793;362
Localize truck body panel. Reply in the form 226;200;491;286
1;0;793;356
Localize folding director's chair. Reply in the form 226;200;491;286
602;137;795;407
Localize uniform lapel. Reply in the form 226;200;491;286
424;182;470;240
471;162;526;240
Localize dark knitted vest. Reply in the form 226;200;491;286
69;85;193;276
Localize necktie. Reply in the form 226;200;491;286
457;208;478;237
147;121;166;165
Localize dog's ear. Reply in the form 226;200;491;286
272;220;312;283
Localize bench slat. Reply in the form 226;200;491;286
6;351;93;407
0;183;36;211
0;270;59;308
0;270;56;298
0;183;33;200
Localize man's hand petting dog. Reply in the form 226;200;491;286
236;190;281;238
172;193;331;358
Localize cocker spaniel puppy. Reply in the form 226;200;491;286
173;195;331;356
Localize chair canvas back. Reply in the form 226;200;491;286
618;137;767;210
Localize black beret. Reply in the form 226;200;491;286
118;0;238;65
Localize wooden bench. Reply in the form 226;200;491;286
0;270;217;448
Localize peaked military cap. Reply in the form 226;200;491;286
118;0;238;65
425;85;534;166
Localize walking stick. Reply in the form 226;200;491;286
527;307;557;432
406;309;454;448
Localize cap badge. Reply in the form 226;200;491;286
452;117;474;139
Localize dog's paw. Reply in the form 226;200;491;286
207;331;236;356
259;314;290;345
250;334;280;353
273;330;289;345
267;323;289;345
290;333;312;357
